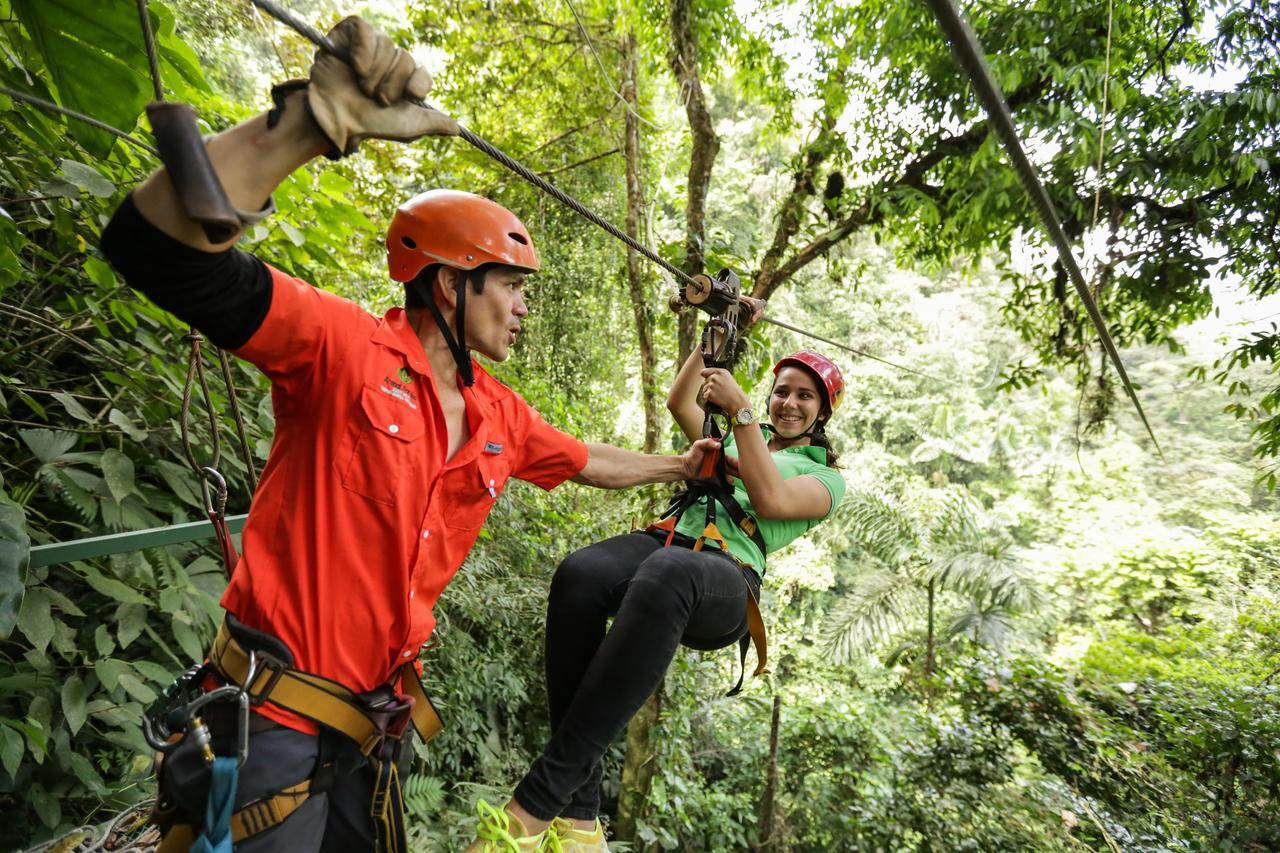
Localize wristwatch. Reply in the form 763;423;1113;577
733;406;757;427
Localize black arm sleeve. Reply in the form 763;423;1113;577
99;194;273;350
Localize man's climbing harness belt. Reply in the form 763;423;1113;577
209;619;443;752
152;617;443;851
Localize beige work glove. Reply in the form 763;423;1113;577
306;16;459;158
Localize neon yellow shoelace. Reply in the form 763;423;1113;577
473;799;563;852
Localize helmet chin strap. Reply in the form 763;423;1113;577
426;270;478;387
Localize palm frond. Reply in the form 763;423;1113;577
821;570;914;665
839;490;921;567
944;601;1017;651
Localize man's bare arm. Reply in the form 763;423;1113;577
570;440;718;489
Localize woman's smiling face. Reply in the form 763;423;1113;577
768;366;825;438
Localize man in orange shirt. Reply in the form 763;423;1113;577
101;17;716;852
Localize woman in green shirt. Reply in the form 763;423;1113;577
469;340;846;852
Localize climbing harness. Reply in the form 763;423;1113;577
144;616;442;850
644;269;771;695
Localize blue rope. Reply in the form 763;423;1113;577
191;756;239;853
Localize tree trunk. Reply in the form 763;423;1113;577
621;30;660;454
755;693;783;851
615;685;662;846
668;0;719;362
925;579;936;678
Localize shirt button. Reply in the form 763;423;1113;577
389;424;400;434
422;529;430;539
409;590;415;599
403;650;413;659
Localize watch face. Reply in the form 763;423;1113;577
736;408;754;425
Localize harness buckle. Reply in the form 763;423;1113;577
241;648;289;708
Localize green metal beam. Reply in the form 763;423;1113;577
28;514;248;568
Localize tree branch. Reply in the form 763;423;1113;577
753;79;1050;298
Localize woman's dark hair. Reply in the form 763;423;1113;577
808;423;840;468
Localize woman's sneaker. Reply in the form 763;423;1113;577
464;799;562;852
551;817;609;852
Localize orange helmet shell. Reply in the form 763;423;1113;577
773;350;845;413
386;189;539;282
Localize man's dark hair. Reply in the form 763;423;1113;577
403;263;494;309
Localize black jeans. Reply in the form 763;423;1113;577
514;532;759;821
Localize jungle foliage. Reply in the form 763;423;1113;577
0;0;1277;850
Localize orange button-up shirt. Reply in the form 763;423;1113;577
223;266;588;731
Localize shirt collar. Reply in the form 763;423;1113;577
372;308;432;376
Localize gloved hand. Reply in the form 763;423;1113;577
306;16;458;157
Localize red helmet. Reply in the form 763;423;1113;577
386;189;539;282
773;350;845;414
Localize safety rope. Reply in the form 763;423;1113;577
136;0;260;502
135;0;165;103
922;0;1163;457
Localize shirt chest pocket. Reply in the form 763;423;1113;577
441;454;512;532
339;385;426;506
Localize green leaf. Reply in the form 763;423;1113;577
17;587;53;652
117;672;157;704
61;674;87;736
171;618;204;664
318;171;354;199
58;159;115;197
64;750;108;795
279;220;306;247
156;459;202;509
0;722;23;777
28;780;61;828
82;255;117;288
100;448;137;502
20;428;77;463
96;658;128;692
94;624;115;657
52;391;95;423
81;563;149;606
0;498;29;639
116;602;148;648
12;0;153;158
108;408;147;441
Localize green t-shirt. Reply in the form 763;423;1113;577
674;434;845;576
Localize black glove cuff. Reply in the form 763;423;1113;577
267;79;309;129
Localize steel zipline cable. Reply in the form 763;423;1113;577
249;0;953;384
922;0;1163;456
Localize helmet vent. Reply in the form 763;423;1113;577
401;236;417;249
508;232;528;245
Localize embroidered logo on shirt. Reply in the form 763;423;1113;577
484;442;504;455
380;370;419;410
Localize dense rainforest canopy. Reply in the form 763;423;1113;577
0;0;1277;849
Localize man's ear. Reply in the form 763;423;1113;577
433;266;462;310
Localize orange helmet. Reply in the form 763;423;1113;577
386;189;539;282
